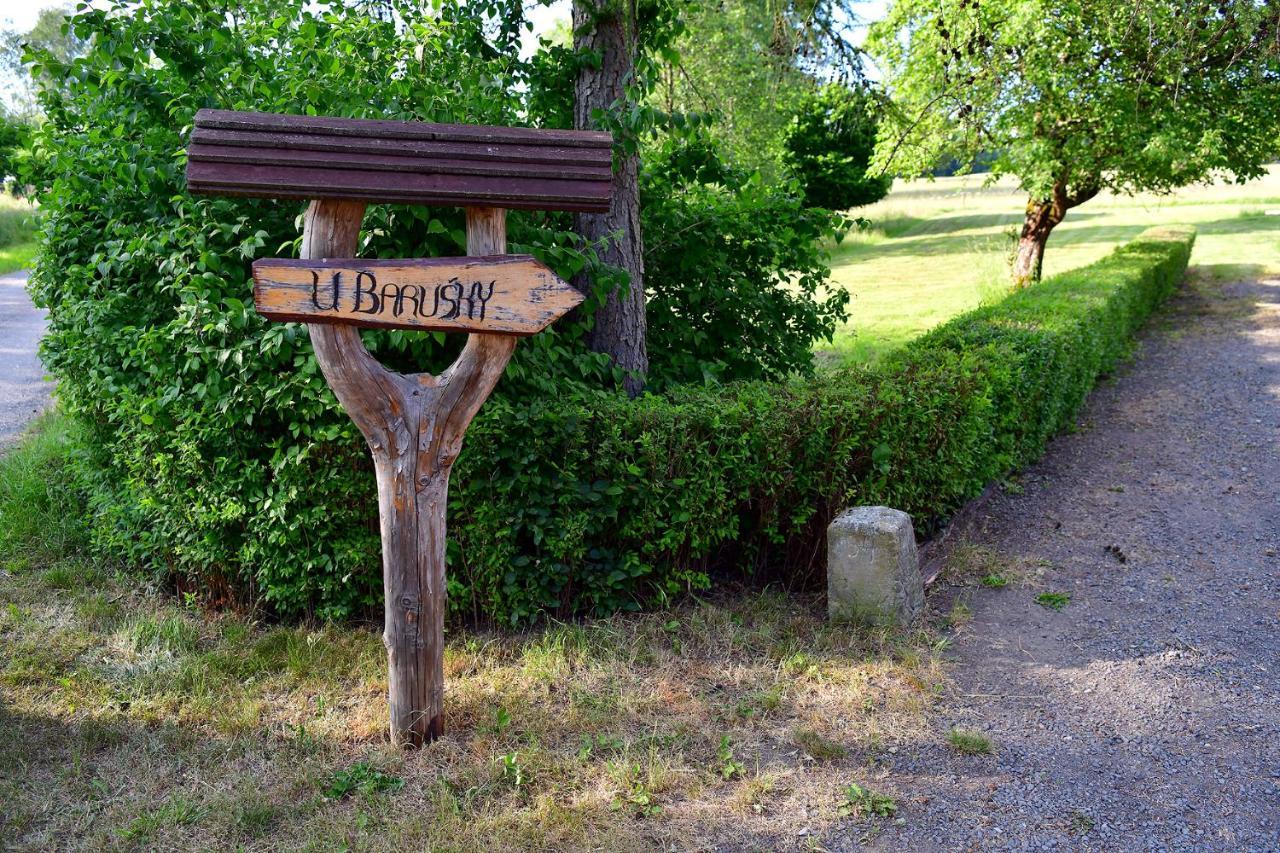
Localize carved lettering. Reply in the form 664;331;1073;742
419;283;441;319
469;280;496;320
354;271;381;314
311;270;341;310
252;255;584;336
400;284;424;318
380;281;403;317
439;278;462;320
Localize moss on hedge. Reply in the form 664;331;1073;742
448;227;1194;623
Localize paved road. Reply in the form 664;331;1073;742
0;270;52;447
828;273;1280;851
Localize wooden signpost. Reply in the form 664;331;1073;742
187;109;613;747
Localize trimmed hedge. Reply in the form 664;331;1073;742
446;227;1195;622
64;224;1192;624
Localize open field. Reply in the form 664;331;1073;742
0;415;964;850
822;165;1280;364
0;194;37;275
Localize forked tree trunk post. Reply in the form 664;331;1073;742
186;109;606;749
303;201;516;747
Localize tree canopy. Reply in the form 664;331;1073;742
655;0;872;177
783;82;891;210
868;0;1280;284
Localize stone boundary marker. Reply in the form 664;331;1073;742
827;506;924;625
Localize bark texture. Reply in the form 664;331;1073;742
1012;180;1100;288
303;201;515;747
572;0;649;396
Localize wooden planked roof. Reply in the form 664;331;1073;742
186;109;614;212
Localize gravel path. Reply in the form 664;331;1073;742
0;270;52;447
836;273;1280;851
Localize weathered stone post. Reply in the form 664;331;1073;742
827;506;924;625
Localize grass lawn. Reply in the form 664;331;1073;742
0;240;38;275
822;164;1280;365
0;414;968;850
0;193;39;275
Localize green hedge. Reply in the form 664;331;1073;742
67;225;1192;624
446;226;1194;622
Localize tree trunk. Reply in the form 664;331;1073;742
303;201;515;747
1012;198;1058;288
572;0;648;396
1011;180;1101;288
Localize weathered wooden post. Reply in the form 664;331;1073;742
186;109;613;746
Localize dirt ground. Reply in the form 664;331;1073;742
824;271;1280;851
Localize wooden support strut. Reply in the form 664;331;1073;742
302;199;516;746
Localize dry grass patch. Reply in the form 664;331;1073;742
939;543;1051;591
0;415;949;848
1;554;947;850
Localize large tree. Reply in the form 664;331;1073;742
869;0;1280;286
572;0;650;395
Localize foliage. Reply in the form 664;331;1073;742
654;0;811;175
716;735;745;780
28;0;859;621
24;0;618;620
868;0;1279;282
323;762;404;799
0;4;88;120
654;0;869;177
782;83;891;210
1035;592;1071;611
642;132;850;386
869;0;1280;196
946;728;993;755
0;113;31;182
838;783;897;818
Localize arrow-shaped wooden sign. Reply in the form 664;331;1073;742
252;254;582;335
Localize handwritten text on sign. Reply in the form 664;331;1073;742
251;254;583;336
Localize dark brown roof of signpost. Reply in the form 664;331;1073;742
186;109;614;212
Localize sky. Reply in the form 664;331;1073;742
0;1;50;33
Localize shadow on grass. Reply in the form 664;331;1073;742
1195;210;1280;237
834;216;1124;264
840;209;1280;268
1;462;947;853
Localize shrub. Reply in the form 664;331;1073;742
642;133;850;387
24;0;614;619
782;84;892;211
25;0;894;622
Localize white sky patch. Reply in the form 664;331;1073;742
0;0;59;32
520;0;568;58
